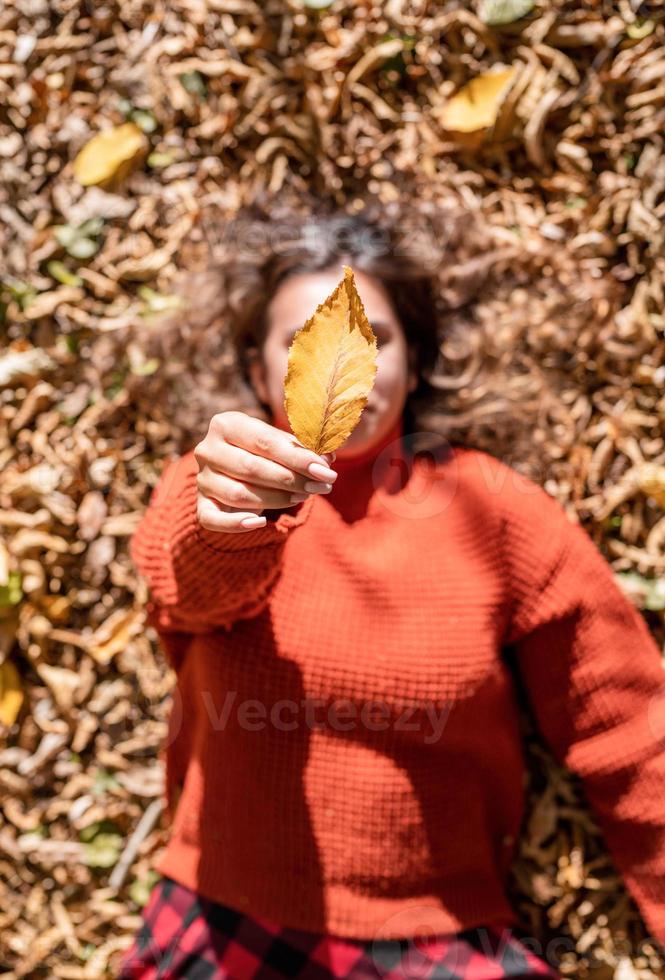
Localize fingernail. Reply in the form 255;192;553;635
304;481;332;494
308;462;337;481
240;516;267;529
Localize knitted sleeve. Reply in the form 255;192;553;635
130;449;315;637
502;471;665;949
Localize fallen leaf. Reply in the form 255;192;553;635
46;261;84;287
35;663;81;714
83;831;123;868
617;573;665;611
0;570;22;613
480;0;534;26
283;265;377;455
23;285;85;320
76;490;108;541
72;122;148;188
0;660;24;727
635;464;665;509
129;870;161;907
0;347;57;386
54;217;104;259
65;186;137;225
439;67;517;133
626;19;655;40
88;608;142;665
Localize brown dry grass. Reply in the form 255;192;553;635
1;1;665;976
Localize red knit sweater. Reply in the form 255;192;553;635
130;417;665;944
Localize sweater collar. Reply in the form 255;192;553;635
326;414;409;523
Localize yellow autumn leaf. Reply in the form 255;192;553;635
73;122;148;187
0;659;23;727
283;265;378;455
88;607;143;665
439;67;517;133
635;464;665;509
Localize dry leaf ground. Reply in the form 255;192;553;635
1;0;665;977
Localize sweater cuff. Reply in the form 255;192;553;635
195;496;315;554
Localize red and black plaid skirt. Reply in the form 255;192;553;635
117;875;560;979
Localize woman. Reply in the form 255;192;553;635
118;209;665;978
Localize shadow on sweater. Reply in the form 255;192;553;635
179;607;327;929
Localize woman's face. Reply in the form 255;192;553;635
249;266;417;458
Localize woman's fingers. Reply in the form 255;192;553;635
197;494;270;534
193;412;338;534
198;441;333;496
207;413;337;486
197;470;328;513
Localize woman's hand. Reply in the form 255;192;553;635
193;411;337;533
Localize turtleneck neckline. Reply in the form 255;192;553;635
326;414;409;523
